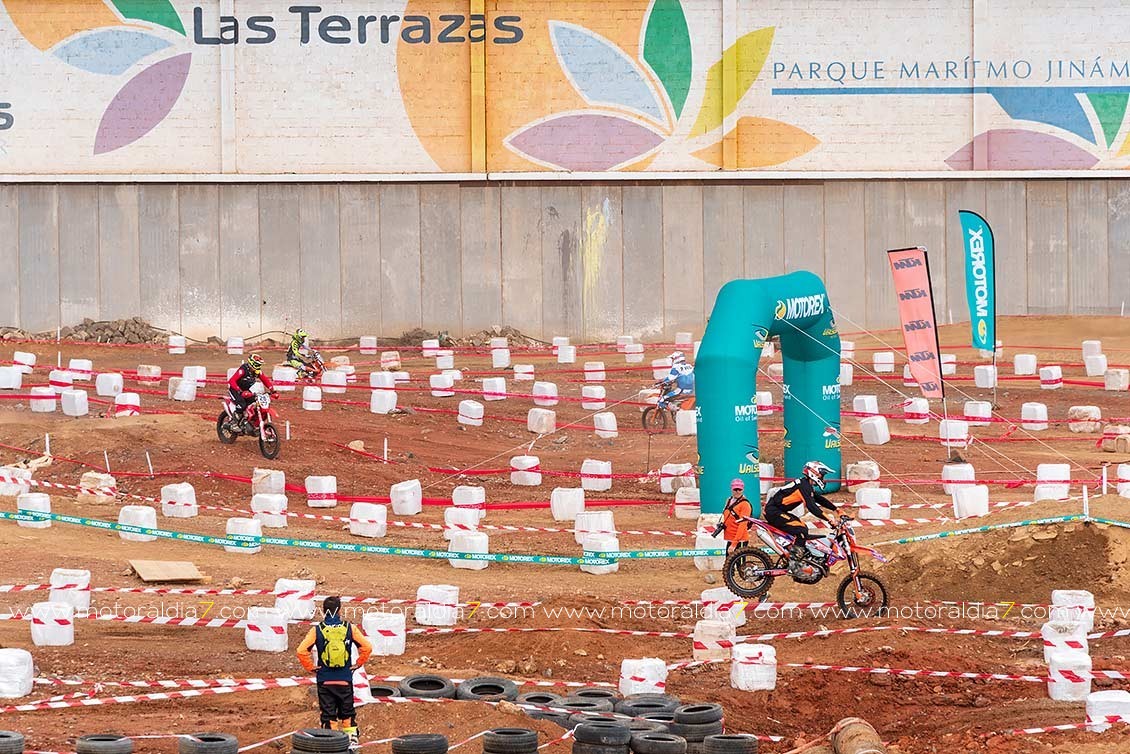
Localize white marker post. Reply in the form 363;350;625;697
285;420;291;441
44;433;50;456
103;450;111;473
383;437;388;463
145;451;154;478
1102;464;1109;496
1083;485;1090;522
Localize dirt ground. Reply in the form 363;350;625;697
1;316;1129;753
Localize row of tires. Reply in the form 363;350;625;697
0;731;240;754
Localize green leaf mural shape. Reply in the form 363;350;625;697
110;0;185;36
641;0;692;119
1087;93;1129;148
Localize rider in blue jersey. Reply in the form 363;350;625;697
661;351;695;405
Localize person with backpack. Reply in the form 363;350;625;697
296;596;373;748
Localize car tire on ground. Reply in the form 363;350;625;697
455;676;520;702
370;682;401;698
292;728;351;753
630;733;687;754
517;691;563;707
570;687;621;703
391;734;450;754
703;735;758;754
626;720;668;735
398;674;456;699
667;722;724;743
570;742;629;754
673;704;723;725
615;699;681;717
574;722;632;747
554;698;615;714
178;732;239;754
483;729;540;754
76;735;133;754
0;732;24;754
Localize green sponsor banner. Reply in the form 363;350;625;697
958;210;996;351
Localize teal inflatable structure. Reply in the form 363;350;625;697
696;271;842;515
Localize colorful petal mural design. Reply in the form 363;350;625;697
506;112;665;171
53;29;171;75
945;129;1100;170
991;88;1095;144
108;0;185;35
689;27;775;138
692;117;818;168
1087;93;1129;148
3;0;120;50
94;53;191;155
641;0;692;119
549;22;666;125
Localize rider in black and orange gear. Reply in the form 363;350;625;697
764;461;838;564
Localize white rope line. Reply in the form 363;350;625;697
831;308;1098;480
775;313;1040;482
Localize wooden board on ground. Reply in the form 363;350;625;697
128;560;207;583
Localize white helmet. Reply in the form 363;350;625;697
803;461;834;491
669;351;686;364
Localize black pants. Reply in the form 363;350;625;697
317;683;356;726
229;387;251;414
764;507;809;547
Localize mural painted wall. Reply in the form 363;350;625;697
2;0;1130;174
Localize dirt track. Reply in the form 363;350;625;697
1;316;1130;753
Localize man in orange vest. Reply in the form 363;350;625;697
297;596;373;748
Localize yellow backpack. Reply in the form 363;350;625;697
319;623;350;669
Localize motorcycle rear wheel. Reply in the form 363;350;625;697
641;407;668;433
722;547;774;599
836;571;889;618
258;423;280;460
216;412;237;444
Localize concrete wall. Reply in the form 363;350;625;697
2;179;1127;339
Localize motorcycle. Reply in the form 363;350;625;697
722;514;889;617
641;380;695;432
294;350;325;383
217;387;281;460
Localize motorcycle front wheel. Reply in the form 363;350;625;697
836;571;889;618
723;547;775;599
258;423;280;460
641;406;668;433
216;411;237;444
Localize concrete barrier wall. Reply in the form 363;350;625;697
1;180;1127;339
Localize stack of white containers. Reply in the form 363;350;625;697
1046;590;1095;702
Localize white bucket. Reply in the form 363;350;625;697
390;479;422;516
581;459;612;492
306;476;337;508
30;601;75;647
618;658;667;696
17;493;50;529
414;585;459;626
550;488;585;522
348;503;387;538
731;644;777;691
580;534;619;575
225;517;262;554
1047;648;1092;702
251;493;289;529
482;377;506;402
458;399;484;427
118;505;158;542
0;648;34;698
274;578;316;620
363;612;406;656
594;412;619;439
251;468;286;495
160;482;198;518
244;606;288;652
49;568;92;612
510;455;542;486
448;531;489;570
302;386;323;411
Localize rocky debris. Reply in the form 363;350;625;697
3;317;168;344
